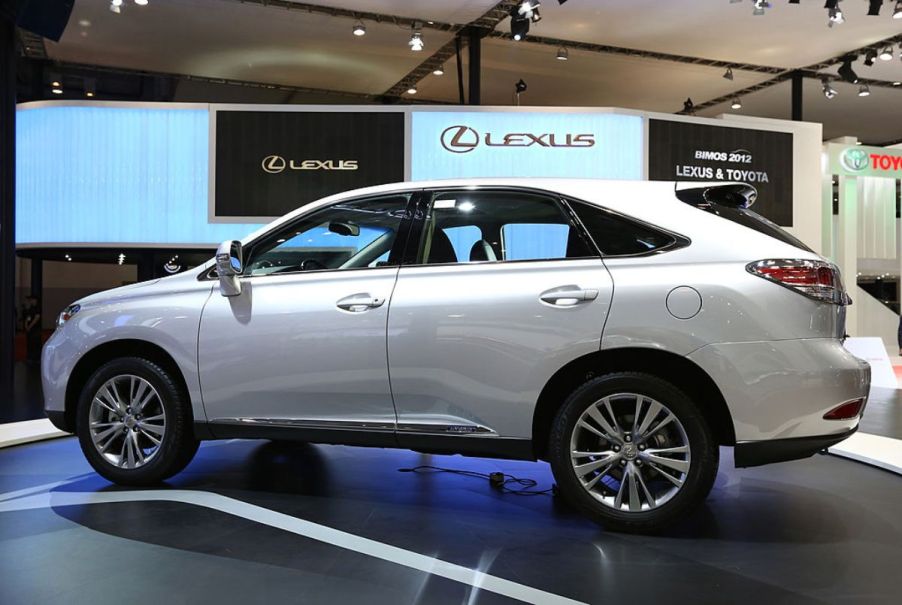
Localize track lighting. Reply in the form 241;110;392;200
352;21;365;36
432;65;444;76
408;28;424;52
894;1;902;18
518;1;541;22
556;46;568;61
731;98;742;110
864;50;877;66
821;79;838;99
879;46;894;60
515;79;528;94
837;58;859;83
723;67;734;80
682;98;694;114
827;5;844;26
110;0;121;13
868;0;884;15
858;83;871;97
406;85;417;95
134;0;148;5
752;0;770;16
510;7;530;40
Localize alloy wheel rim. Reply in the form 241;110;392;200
569;392;691;512
89;374;166;469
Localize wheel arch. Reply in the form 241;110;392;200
63;339;193;433
532;347;735;459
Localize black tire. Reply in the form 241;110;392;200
76;357;199;486
548;372;718;533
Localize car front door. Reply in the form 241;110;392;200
198;192;415;435
386;188;614;447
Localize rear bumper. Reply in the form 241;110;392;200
687;338;870;443
734;427;857;467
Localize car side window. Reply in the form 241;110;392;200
569;200;677;256
245;194;410;276
417;191;596;265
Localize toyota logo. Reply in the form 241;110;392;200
262;155;287;174
840;147;869;173
440;125;480;154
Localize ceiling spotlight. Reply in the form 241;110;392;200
682;98;695;114
723;67;734;80
837;58;859;83
868;0;884;16
518;1;541;22
894;81;901;86
879;46;894;60
117;253;126;265
84;78;96;98
894;1;902;18
858;84;871;97
352;21;366;36
515;78;528;94
864;50;877;66
408;29;424;52
821;78;838;99
110;0;122;12
731;97;742;110
406;85;417;95
134;0;148;5
752;0;770;16
510;7;530;40
827;7;844;26
556;46;568;61
432;65;444;76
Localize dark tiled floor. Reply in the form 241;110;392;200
1;438;902;604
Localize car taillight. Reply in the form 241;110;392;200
747;259;850;305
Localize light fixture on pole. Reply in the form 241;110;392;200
352;21;366;36
514;78;527;105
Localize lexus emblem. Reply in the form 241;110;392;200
261;155;287;174
440;125;480;154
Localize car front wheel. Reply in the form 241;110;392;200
76;357;199;486
548;372;718;533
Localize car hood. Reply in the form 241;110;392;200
75;279;164;307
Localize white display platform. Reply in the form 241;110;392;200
0;418;68;449
830;432;902;476
844;337;898;389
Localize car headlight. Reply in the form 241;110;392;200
57;304;81;328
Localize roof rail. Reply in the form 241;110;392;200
674;182;758;209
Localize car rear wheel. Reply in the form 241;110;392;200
76;357;199;486
548;372;718;533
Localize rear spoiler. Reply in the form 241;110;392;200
674;182;758;209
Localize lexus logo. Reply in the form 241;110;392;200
441;125;480;153
440;125;595;153
262;155;287;173
261;155;359;173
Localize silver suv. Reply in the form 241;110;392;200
43;179;870;532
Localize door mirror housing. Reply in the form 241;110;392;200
215;240;243;297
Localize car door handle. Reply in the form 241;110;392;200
540;287;599;307
336;294;385;312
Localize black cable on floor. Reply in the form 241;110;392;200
398;465;555;496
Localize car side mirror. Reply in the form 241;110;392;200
328;221;360;237
215;240;243;297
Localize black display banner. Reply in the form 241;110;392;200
213;111;405;219
648;119;793;226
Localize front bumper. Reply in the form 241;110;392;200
734;427;857;467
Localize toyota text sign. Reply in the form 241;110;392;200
213;110;404;220
411;111;643;180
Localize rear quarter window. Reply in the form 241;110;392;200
569;200;678;256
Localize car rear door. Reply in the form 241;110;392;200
386;188;614;445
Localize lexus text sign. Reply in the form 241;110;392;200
410;111;644;181
648;119;793;226
213;110;404;220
